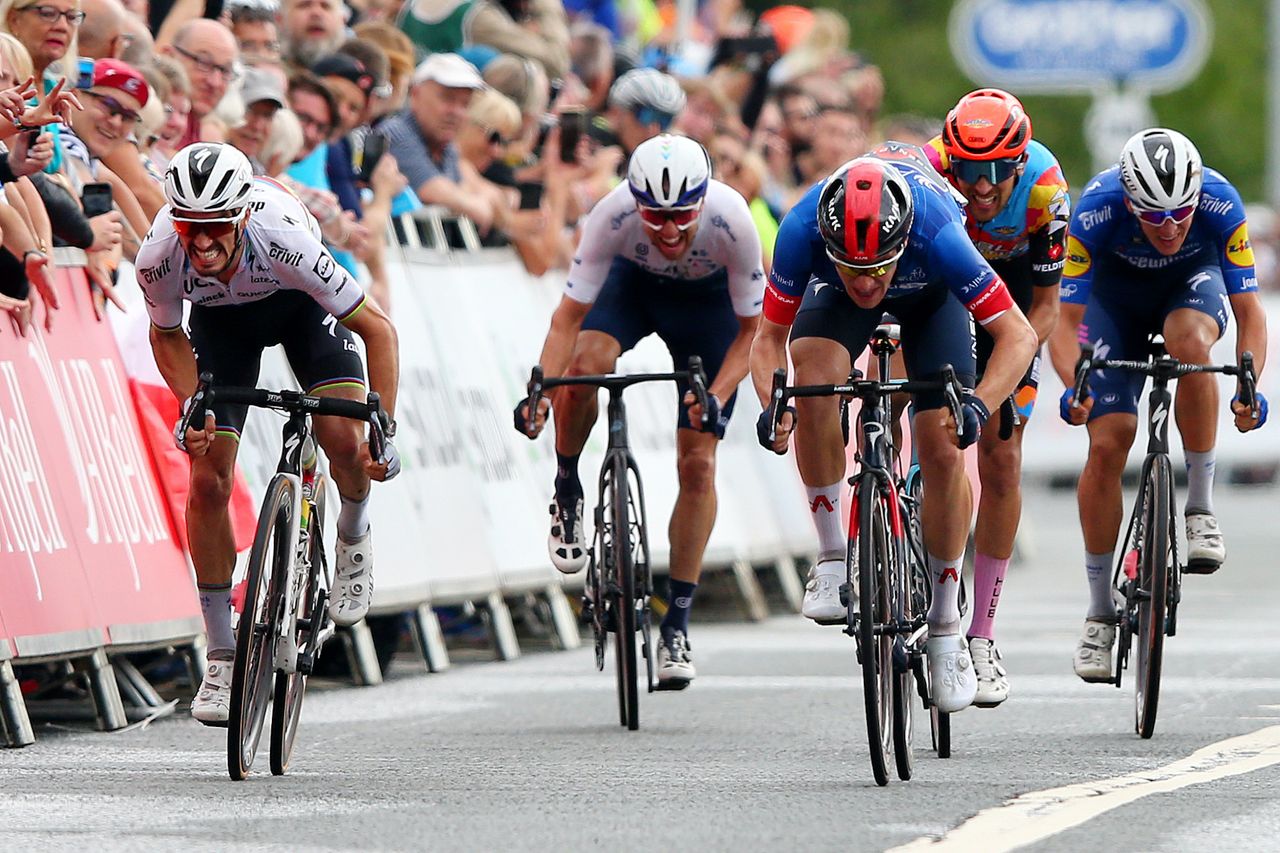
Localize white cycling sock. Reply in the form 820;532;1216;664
805;481;845;562
198;583;235;654
1085;550;1115;619
337;493;371;542
1183;449;1216;515
926;552;963;634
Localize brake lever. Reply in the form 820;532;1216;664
940;364;962;438
998;396;1019;441
1072;345;1095;410
180;372;214;439
367;391;387;463
768;367;787;444
688;356;710;428
524;365;545;437
1239;351;1257;413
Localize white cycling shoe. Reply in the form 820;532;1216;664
1074;617;1117;683
656;630;695;690
1184;512;1226;574
927;633;976;713
191;656;233;726
548;498;587;574
330;532;374;627
968;637;1009;707
802;559;846;624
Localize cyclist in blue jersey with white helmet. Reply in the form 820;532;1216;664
750;142;1038;712
1050;128;1268;683
925;89;1071;707
517;134;764;689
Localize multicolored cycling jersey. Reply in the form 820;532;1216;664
926;138;1070;285
1062;165;1257;306
766;141;1015;327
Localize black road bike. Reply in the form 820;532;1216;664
768;324;965;785
1071;340;1256;738
523;357;710;731
182;373;390;779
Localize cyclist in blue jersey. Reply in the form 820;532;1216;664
750;144;1038;712
1050;128;1268;682
924;89;1071;706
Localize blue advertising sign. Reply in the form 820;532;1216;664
949;0;1212;93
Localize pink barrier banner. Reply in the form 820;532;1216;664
0;270;199;656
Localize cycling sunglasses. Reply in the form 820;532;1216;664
950;156;1020;186
171;210;245;238
825;249;896;279
637;203;702;231
1134;204;1197;226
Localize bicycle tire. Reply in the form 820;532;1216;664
891;488;916;781
1135;455;1172;739
628;462;656;694
610;454;640;731
270;475;328;775
228;474;296;781
855;472;893;786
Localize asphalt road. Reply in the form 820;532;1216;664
5;485;1280;852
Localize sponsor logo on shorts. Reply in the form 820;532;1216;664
1064;236;1091;277
269;241;304;266
1226;223;1254;267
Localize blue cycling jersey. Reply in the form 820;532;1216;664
1062;166;1258;305
765;142;1013;326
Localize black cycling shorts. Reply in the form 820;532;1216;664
188;290;366;437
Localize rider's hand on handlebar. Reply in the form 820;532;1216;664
944;393;989;450
1059;388;1093;426
1231;392;1268;432
173;407;216;456
514;396;551;439
756;406;795;454
684;391;728;438
361;438;401;481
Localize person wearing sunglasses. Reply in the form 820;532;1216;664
917;88;1072;707
136;142;401;724
750;144;1038;714
1050;127;1269;684
515;134;764;690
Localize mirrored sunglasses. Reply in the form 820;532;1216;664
950;156;1020;186
1135;204;1196;226
637;203;701;231
825;249;895;279
171;210;244;238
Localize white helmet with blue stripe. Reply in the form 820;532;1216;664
627;134;711;209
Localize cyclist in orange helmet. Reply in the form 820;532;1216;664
924;88;1071;708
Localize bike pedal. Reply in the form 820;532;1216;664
655;678;691;692
1183;559;1221;575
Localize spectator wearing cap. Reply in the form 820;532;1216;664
466;0;569;79
228;0;280;66
335;38;389;127
227;65;283;173
280;0;343;70
159;18;239;146
312;52;375;216
78;0;126;59
381;52;497;231
352;21;413;120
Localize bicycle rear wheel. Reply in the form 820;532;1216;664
228;475;296;781
609;455;640;731
271;476;328;775
854;472;893;786
1135;456;1172;739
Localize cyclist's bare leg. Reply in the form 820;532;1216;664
312;385;372;540
1164;308;1219;454
661;428;719;640
553;331;622;458
974;410;1024;562
915;409;972;634
187;437;240;654
1078;412;1138;617
789;337;852;488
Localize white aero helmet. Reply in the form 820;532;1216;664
1118;128;1203;211
164;142;255;219
627;134;711;208
608;68;686;126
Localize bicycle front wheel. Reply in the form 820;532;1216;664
609;454;640;731
854;472;893;786
1135;455;1173;739
891;487;917;781
229;474;296;781
271;476;328;775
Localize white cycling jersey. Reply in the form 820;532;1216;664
567;179;765;316
135;177;365;331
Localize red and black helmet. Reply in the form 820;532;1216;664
942;88;1032;161
817;158;914;268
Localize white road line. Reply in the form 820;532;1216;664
889;725;1280;853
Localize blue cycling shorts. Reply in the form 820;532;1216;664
581;257;741;430
1081;257;1229;420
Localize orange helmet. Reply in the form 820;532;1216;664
942;89;1032;161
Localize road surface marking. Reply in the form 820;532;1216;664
890;725;1280;852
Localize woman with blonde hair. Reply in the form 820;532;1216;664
0;0;81;80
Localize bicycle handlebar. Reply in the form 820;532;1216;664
182;372;392;462
1071;346;1259;417
767;363;966;442
522;357;708;436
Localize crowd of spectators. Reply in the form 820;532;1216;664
32;1;1276;339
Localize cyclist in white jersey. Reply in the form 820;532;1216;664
135;143;401;725
517;134;764;688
